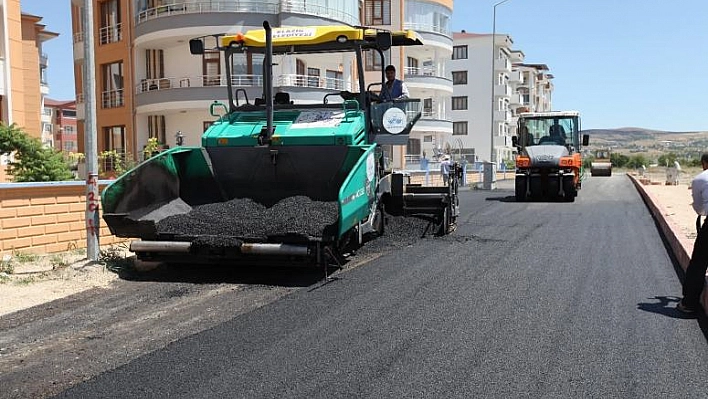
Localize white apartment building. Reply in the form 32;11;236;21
450;31;555;166
449;31;514;166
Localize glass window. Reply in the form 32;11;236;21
453;121;468;135
452;45;468;60
452;71;467;85
101;61;124;108
365;0;391;25
452;96;468;110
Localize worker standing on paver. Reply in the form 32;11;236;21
677;152;708;314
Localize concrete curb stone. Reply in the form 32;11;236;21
628;173;708;315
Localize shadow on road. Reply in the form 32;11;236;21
636;295;696;319
485;195;517;202
107;260;337;288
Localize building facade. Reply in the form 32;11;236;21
71;0;364;170
44;98;78;154
450;31;554;167
0;0;58;181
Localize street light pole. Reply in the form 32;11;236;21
490;0;512;167
83;0;99;261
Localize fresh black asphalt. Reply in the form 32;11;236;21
56;175;708;398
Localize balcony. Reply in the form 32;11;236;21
135;73;351;111
404;67;452;93
73;32;84;60
101;89;125;108
494;84;511;98
509;93;524;106
76;94;85;120
39;53;48;68
494;58;511;72
494;110;511;122
134;1;358;30
99;23;122;45
509;70;523;83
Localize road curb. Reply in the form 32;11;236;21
628;173;708;315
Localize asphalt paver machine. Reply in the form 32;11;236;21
101;22;461;265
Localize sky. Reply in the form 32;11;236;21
21;0;708;132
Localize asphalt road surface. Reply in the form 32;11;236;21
8;175;708;398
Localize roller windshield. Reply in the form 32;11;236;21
519;116;578;149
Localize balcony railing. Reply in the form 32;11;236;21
39;53;48;67
276;74;351;91
408;101;448;121
101;89;125;108
73;31;84;44
135;1;358;27
135;74;264;94
403;22;452;37
404;66;443;77
99;23;122;45
280;0;359;26
135;74;351;95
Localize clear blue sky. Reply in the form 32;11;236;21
22;0;708;132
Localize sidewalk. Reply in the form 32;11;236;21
628;173;708;315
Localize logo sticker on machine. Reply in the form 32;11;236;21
273;28;316;39
382;107;407;134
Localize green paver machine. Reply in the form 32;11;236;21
101;22;460;264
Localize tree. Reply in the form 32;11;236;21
626;154;648;169
657;152;678;167
610;153;629;168
0;123;74;182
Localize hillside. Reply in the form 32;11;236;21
581;128;708;155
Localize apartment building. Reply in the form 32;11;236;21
450;31;555;166
44;98;78;153
71;0;362;167
0;0;58;181
361;0;453;168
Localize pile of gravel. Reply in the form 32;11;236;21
156;196;339;242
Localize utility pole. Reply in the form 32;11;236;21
83;0;99;261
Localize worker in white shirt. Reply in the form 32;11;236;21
677;152;708;314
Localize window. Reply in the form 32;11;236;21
102;125;126;172
307;67;320;88
148;115;166;144
326;70;344;90
145;49;164;80
407;57;418;74
453;122;468;135
365;50;382;71
452;45;468;60
296;59;306;86
203;121;214;132
202;50;220;86
423;135;433;143
423;98;433;116
63;126;76;135
364;0;391;25
62;110;77;118
99;0;121;45
407;138;421;155
452;96;468;110
63;141;76;152
101;61;124;108
452;71;467;85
